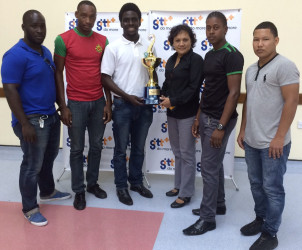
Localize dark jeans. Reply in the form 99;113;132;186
198;112;237;222
13;112;60;214
244;142;291;236
68;97;106;193
112;98;153;189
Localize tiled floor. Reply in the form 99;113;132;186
1;145;302;250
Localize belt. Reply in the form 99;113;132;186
26;114;44;118
26;114;49;119
113;95;122;99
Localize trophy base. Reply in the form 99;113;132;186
144;86;160;105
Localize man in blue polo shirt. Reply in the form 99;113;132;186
1;10;71;226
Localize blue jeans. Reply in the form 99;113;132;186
112;98;153;189
13;112;60;214
244;142;291;236
68;97;106;193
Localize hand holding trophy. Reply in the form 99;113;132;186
142;34;161;105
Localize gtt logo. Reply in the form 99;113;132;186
201;38;213;51
182;15;203;27
96;18;115;31
160;158;175;170
66;137;71;147
150;138;164;150
157;59;167;73
200;82;205;93
163;40;171;51
152;104;165;113
69;19;78;30
102;136;113;146
196;162;201;172
161;121;168;133
149;137;169;150
159;59;167;68
152;16;173;30
82;154;88;167
183;16;199;26
83;155;88;163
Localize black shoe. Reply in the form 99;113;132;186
192;205;226;216
241;217;264;236
87;184;107;199
249;232;278;250
117;189;133;206
192;208;200;216
166;188;179;197
73;192;86;210
171;197;191;208
183;219;216;236
130;184;153;198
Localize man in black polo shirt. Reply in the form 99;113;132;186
183;11;244;236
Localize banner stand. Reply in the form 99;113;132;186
143;173;151;188
56;168;67;182
56;167;152;189
226;176;239;191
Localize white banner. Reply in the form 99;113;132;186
62;10;242;179
145;10;242;178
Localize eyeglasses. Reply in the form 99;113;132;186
44;58;55;73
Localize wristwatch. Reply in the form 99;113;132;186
216;123;225;131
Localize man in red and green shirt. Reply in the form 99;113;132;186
54;0;111;211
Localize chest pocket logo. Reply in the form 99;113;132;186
95;44;103;53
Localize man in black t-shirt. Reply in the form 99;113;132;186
183;11;244;236
201;43;243;120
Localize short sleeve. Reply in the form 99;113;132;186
1;51;26;84
225;51;244;76
277;59;300;86
54;35;67;57
101;45;115;77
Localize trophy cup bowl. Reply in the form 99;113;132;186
142;34;161;105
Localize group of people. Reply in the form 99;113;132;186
1;1;154;224
1;1;299;250
161;11;299;250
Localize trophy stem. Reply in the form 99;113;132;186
147;68;155;87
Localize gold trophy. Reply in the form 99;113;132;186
142;34;161;105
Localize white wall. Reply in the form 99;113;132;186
0;0;301;159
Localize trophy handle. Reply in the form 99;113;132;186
147;34;155;56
